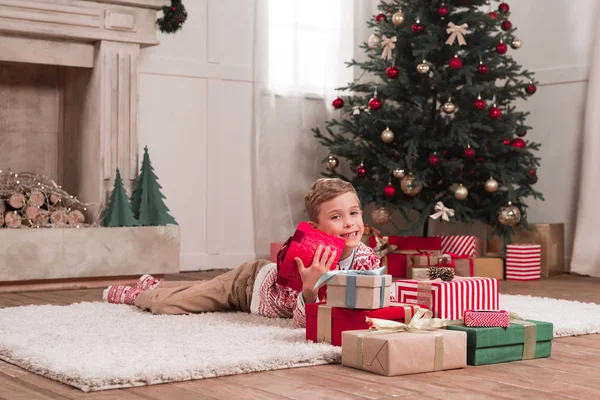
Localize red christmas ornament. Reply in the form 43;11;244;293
474;98;486;110
412;22;424;34
172;6;177;11
529;168;537;177
428;154;440;167
511;138;526;149
368;96;382;111
375;13;387;22
383;184;396;199
437;5;449;17
516;128;527;137
503;139;511;146
332;96;344;109
488;106;502;119
477;63;489;75
526;84;537;95
386;66;399;79
499;3;510;13
464;147;476;159
501;20;512;31
488;11;499;20
496;42;508;54
449;56;463;70
357;165;367;177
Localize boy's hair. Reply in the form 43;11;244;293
304;178;361;222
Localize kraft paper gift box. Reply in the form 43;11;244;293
369;236;442;278
472;257;504;280
305;302;424;346
406;251;444;278
325;273;392;310
487;223;565;277
341;327;467;376
446;319;553;365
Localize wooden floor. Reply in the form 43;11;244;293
1;272;600;399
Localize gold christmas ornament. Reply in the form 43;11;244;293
400;174;423;196
371;206;393;224
498;202;521;226
511;38;522;49
381;126;395;143
327;155;339;170
392;11;405;26
417;62;430;74
368;33;380;49
442;101;456;114
393;168;406;179
484;177;499;193
454;184;468;200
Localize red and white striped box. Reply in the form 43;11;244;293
437;235;482;257
464;310;510;328
506;244;541;281
393;277;499;320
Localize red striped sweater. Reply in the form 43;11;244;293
256;241;380;327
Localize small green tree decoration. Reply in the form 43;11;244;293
101;169;140;227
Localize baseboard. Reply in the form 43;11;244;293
180;253;258;271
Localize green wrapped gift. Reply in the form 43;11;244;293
445;319;553;365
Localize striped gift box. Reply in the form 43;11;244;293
393;278;499;320
506;244;541;281
437;235;481;257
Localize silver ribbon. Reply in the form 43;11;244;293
313;266;386;291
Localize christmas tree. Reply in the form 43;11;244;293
101;169;140;227
313;0;542;239
133;146;178;226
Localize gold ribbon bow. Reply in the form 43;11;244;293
373;235;398;259
380;35;397;61
429;201;455;222
445;22;469;46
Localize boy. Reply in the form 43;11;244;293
103;178;380;327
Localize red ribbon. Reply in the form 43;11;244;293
441;253;474;277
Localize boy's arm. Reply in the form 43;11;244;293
292;293;308;328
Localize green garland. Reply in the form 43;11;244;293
157;0;187;34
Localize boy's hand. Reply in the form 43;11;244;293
295;244;337;304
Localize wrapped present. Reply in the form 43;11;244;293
506;244;541;281
314;267;391;310
437;235;483;257
369;236;442;278
438;253;473;277
394;277;499;319
305;302;423;346
472;257;504;280
446;317;553;365
406;251;444;278
342;309;467;376
409;267;431;280
269;242;285;263
276;222;346;291
464;310;510;328
488;223;564;277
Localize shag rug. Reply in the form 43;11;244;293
1;294;599;392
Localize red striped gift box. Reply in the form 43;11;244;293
437;235;481;257
393;277;499;320
506;244;541;281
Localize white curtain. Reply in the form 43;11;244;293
252;0;375;257
571;15;600;277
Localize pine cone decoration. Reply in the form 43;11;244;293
427;267;455;282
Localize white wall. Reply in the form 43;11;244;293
137;0;598;271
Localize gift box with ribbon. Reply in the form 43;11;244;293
314;267;391;310
341;308;467;376
276;222;346;292
438;253;474;277
445;316;553;365
464;310;510;328
305;302;424;346
394;277;499;320
368;236;442;278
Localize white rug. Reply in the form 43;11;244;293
1;294;599;392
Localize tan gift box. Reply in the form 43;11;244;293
488;223;564;277
326;274;391;310
473;257;504;280
342;328;467;376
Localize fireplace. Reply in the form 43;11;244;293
0;0;180;288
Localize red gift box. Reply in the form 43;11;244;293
464;310;510;328
506;244;541;281
369;236;442;278
306;302;425;346
276;222;346;292
437;235;482;257
394;277;499;320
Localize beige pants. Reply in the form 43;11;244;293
134;259;273;315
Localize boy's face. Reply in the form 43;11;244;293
311;192;364;249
